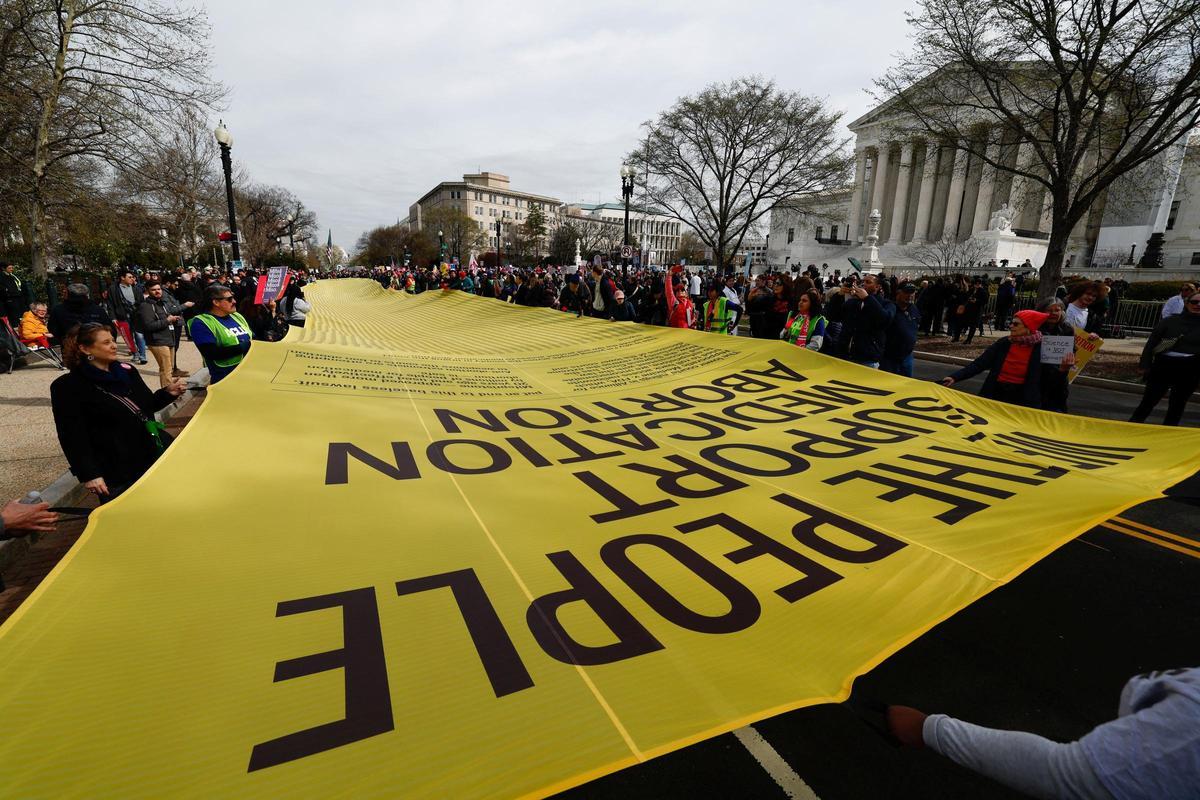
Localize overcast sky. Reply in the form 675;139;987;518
204;0;913;250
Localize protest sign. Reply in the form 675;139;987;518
0;281;1196;798
1040;335;1074;365
254;266;291;305
1068;326;1104;383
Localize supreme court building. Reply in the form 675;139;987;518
769;98;1196;273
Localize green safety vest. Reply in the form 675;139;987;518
703;297;733;333
193;312;251;368
784;314;827;347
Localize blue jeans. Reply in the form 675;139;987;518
881;354;913;377
133;331;147;360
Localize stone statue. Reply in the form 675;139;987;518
989;202;1015;232
574;239;582;268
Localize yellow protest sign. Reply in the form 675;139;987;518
1;281;1197;798
1068;325;1104;382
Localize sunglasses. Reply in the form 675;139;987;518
218;295;236;302
1187;300;1200;306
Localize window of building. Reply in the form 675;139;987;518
815;225;824;240
475;206;483;215
1167;200;1181;230
1192;252;1200;266
489;194;495;203
787;227;795;244
830;225;839;240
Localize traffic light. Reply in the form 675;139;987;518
218;231;233;242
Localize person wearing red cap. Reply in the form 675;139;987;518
940;309;1047;407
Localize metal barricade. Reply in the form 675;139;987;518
978;293;1162;336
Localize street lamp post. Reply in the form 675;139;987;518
620;163;634;282
213;121;241;263
438;230;446;263
495;220;503;268
285;212;297;265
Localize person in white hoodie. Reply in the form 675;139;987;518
887;667;1200;799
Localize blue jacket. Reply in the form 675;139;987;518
884;302;920;361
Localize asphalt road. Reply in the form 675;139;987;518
556;369;1200;800
911;358;1200;428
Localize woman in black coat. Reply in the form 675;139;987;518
940;310;1047;408
51;323;186;502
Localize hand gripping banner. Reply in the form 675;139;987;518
1;280;1197;798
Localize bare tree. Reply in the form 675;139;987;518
353;224;434;267
876;0;1200;300
8;0;224;276
900;234;992;275
423;205;487;263
123;104;223;263
559;215;612;259
235;184;317;266
627;76;853;272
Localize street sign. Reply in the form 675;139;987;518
620;244;634;259
230;259;245;273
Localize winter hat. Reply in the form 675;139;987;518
1014;309;1048;330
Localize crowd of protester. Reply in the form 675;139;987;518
354;260;1199;423
1;257;1198;797
0;258;1194;516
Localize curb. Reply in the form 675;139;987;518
914;351;1198;399
0;389;199;577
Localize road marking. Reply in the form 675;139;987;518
733;726;820;800
1074;537;1110;552
1102;522;1200;560
1113;516;1200;550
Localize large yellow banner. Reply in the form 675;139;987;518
1;280;1197;798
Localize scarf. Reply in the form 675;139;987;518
80;361;134;396
998;332;1042;385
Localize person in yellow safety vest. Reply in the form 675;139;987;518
781;289;828;351
187;284;252;385
702;284;740;334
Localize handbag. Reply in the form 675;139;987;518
99;386;171;452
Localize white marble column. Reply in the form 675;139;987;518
886;141;915;245
909;141;938;245
1040;189;1055;234
1006;140;1036;228
942;145;967;240
869;146;891;231
846;148;867;244
971;138;1002;234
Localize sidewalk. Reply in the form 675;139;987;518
0;391;205;622
0;340;204;502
